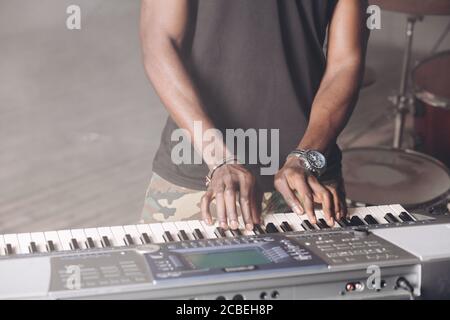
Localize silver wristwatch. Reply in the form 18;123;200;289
288;149;327;176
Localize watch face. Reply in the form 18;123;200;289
306;151;326;170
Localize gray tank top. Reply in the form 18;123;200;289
152;0;340;191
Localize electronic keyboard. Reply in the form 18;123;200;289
0;205;449;300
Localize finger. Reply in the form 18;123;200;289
289;176;316;224
308;177;334;226
215;191;228;229
200;191;214;225
238;175;254;231
223;178;239;230
250;188;262;225
274;176;303;215
327;185;342;221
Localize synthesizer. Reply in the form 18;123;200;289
0;205;449;300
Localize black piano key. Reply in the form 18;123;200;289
141;233;152;244
265;223;279;233
193;229;205;240
177;230;189;241
301;220;315;231
163;231;174;242
5;243;14;255
70;238;80;250
399;211;415;222
214;227;226;238
230;229;242;237
101;236;111;248
86;237;96;249
350;216;365;226
384;213;400;224
337;218;351;227
28;242;38;253
280;221;293;232
46;240;56;252
364;214;379;225
253;224;266;235
317;219;331;229
124;234;135;246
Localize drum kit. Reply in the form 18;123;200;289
342;0;450;214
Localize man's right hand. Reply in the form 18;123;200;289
201;164;260;231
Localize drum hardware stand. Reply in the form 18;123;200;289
392;15;423;149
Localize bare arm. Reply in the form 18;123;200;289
299;0;369;152
140;0;259;229
275;0;369;225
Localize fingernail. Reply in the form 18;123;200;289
205;218;212;225
220;222;228;229
293;206;301;215
328;218;335;227
246;223;253;231
230;220;239;230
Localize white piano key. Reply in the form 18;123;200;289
30;232;47;253
71;229;87;249
3;234;20;255
57;230;74;251
174;221;194;240
148;223;165;243
0;235;6;256
161;222;179;241
17;233;33;254
367;206;390;224
82;228;102;248
285;213;306;231
237;216;255;236
44;231;62;251
136;224;153;244
263;214;281;232
123;225;141;245
200;221;217;239
110;226;127;246
96;227;118;247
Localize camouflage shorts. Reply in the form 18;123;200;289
140;173;291;224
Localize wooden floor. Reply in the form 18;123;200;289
0;2;421;233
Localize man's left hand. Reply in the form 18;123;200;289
274;157;347;227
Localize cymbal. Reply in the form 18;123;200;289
369;0;450;16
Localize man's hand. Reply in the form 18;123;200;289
201;164;260;231
274;157;347;227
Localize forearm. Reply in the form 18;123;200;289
298;62;363;155
142;38;232;169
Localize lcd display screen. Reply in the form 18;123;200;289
184;249;270;269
